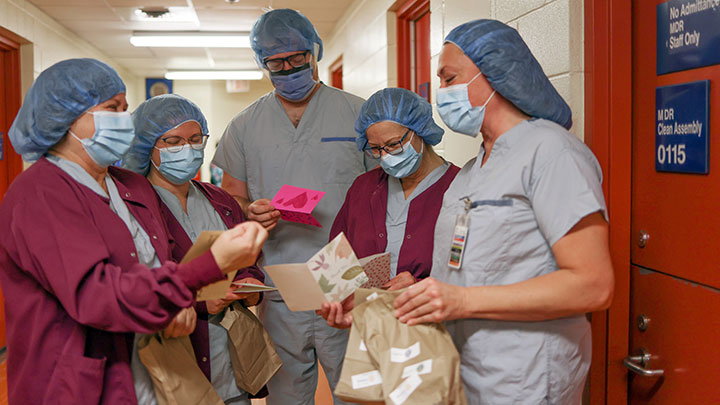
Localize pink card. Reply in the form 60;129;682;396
271;184;326;227
359;252;392;289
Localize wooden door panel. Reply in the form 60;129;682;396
631;0;720;289
629;266;720;403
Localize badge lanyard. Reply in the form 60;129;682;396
448;197;473;270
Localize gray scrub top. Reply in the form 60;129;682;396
154;184;249;403
432;119;607;404
386;161;450;275
46;155;161;405
212;84;369;298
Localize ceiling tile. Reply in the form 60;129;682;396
36;6;122;21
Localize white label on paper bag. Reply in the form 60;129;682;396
351;370;383;389
389;374;422;405
401;359;432;378
390;342;420;363
359;339;367;352
366;292;379;301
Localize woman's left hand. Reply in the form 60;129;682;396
393;277;467;325
382;271;416;291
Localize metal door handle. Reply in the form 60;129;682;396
623;351;664;376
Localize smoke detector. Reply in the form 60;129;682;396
138;7;171;18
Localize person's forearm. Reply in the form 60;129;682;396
231;195;251;215
460;268;613;322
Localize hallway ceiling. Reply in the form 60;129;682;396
27;0;354;78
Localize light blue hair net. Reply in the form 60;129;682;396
123;94;208;175
355;88;444;150
8;58;126;161
445;19;573;129
250;9;323;67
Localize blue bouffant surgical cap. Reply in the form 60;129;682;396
8;58;126;161
123;94;208;175
355;88;444;150
445;19;573;129
250;9;323;67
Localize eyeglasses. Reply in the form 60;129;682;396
263;51;311;73
158;134;209;153
363;129;414;159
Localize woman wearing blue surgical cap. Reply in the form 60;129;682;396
394;20;614;404
0;59;267;405
124;94;268;404
318;88;459;327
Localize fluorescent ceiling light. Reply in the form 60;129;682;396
131;32;250;48
165;70;264;80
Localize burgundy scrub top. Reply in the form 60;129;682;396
159;180;268;398
0;157;225;405
330;164;460;280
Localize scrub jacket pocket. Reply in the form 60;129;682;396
44;353;106;405
467;199;514;277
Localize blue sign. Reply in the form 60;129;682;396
657;0;720;74
145;78;173;99
655;80;709;174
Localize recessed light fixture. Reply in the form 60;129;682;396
130;32;250;48
165;70;264;80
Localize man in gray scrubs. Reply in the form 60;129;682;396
212;9;369;404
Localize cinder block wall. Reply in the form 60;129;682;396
321;0;584;167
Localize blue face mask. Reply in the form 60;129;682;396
379;135;424;178
152;144;204;185
437;73;496;136
270;64;317;101
70;111;135;167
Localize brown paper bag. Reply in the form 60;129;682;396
334;300;384;403
220;302;283;395
137;334;224;405
354;289;467;405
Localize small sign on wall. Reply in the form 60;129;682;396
655;80;709;174
657;0;720;74
145;78;173;99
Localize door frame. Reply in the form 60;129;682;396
584;1;633;404
0;31;22;201
396;0;430;91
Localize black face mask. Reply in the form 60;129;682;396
269;63;312;77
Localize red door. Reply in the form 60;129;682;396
629;1;720;402
0;33;22;350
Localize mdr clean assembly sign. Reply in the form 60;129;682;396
657;0;720;74
655;80;710;174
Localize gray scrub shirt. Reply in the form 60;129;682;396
212;84;367;404
212;84;369;284
386;161;450;275
46;155;161;405
154;184;250;404
432;119;607;404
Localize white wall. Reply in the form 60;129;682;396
319;0;398;99
0;0;143;110
173;78;275;181
320;0;584;167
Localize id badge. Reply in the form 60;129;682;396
448;197;473;270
